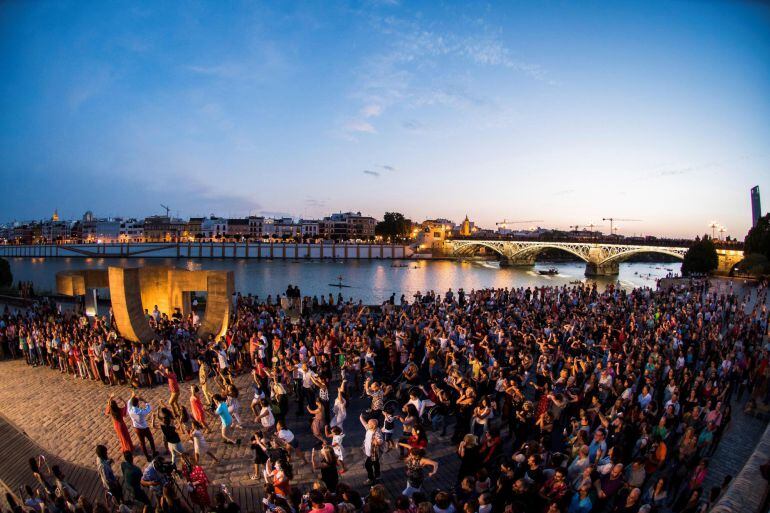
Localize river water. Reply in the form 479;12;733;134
6;257;679;305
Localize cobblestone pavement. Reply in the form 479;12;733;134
701;279;770;495
701;396;767;494
1;278;767;503
0;359;462;498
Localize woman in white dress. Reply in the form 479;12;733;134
330;385;347;429
190;420;219;465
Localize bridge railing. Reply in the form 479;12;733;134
448;235;744;250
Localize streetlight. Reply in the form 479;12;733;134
708;221;718;239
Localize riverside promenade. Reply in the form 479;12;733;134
0;278;768;513
0;358;462;511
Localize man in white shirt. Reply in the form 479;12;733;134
360;414;383;485
297;363;317;415
216;344;229;370
127;392;156;460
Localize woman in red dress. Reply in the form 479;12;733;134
190;385;208;429
185;462;211;508
105;395;134;454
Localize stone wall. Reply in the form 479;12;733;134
710;422;770;513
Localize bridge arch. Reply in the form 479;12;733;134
447;240;693;276
450;241;591;263
597;247;686;266
452;241;509;258
507;243;590;263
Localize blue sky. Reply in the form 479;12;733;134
1;0;768;238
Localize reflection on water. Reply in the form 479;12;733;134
7;257;679;305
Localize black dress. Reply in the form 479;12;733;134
251;437;268;465
320;461;339;492
457;444;480;482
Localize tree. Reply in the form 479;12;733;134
681;235;718;276
745;213;770;259
375;212;413;241
0;257;12;289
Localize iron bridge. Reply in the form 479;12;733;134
446;240;693;276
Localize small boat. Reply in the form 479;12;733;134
328;275;352;288
391;263;410;268
538;268;558;276
569;280;582;285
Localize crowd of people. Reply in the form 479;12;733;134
1;277;769;513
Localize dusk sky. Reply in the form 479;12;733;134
1;1;768;239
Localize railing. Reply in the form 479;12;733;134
0;241;414;260
448;235;744;250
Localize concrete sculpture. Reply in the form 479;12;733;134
56;266;234;344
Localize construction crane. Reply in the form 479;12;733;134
602;217;641;237
496;219;544;230
582;223;607;240
160;204;171;217
569;225;582;233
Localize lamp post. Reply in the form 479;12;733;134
709;221;718;240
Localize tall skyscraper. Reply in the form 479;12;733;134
751;186;761;227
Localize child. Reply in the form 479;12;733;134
382;406;397;453
325;425;347;473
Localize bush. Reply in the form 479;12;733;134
733;253;770;277
681;236;718;276
745;214;770;259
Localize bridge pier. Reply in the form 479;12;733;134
585;260;619;277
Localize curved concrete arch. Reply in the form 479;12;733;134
56;266;233;344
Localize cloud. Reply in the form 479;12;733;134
304;197;327;208
363;170;380;177
258;210;293;218
380;165;395;171
647;160;723;180
0;163;262;222
554;188;575;196
402;119;424;131
344;120;377;134
339;12;550;137
658;169;690;177
361;104;383;118
186;62;245;79
69;67;113;111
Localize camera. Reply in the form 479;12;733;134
154;458;177;477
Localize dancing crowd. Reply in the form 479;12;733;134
1;277;769;513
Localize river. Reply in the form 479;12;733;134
6;257;679;304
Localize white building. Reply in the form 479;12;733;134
201;217;227;240
83;216;121;242
119;219;144;242
274;217;300;238
299;219;320;239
